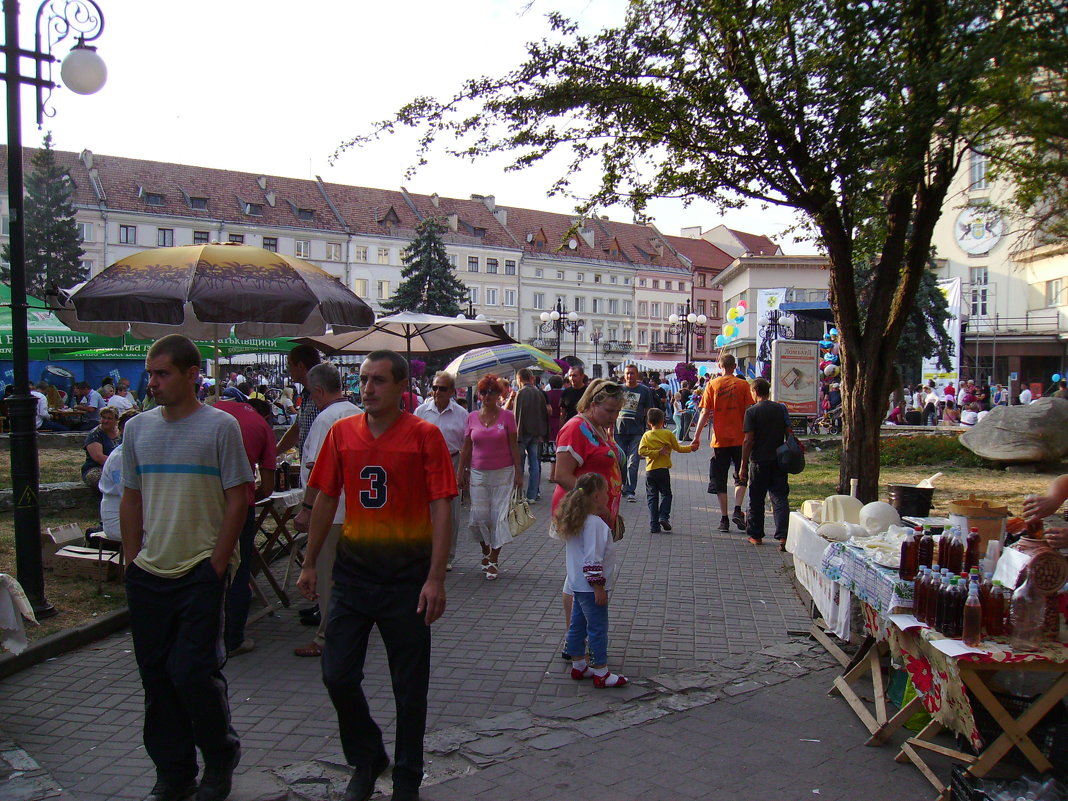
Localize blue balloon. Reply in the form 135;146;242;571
715;334;727;348
1054;373;1062;383
829;327;839;336
735;315;745;324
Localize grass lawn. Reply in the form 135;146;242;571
0;446;89;487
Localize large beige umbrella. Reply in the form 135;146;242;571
294;311;513;357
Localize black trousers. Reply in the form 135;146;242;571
746;459;790;541
321;578;431;793
224;507;256;652
645;468;672;529
126;559;239;784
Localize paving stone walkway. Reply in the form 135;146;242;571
0;447;935;800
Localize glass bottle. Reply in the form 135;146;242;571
1010;577;1044;651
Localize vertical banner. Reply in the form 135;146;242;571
771;339;821;415
921;277;962;392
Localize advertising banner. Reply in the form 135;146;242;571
771;339;821;415
921;277;962;392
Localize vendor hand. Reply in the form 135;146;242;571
297;566;318;601
594;585;608;606
1045;528;1068;550
294;507;311;533
1024;494;1061;523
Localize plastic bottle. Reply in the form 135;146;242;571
899;528;919;581
964;527;981;573
986;580;1005;637
963;582;983;647
935;574;952;634
1010;577;1044;651
914;567;929;624
950;577;966;638
925;564;941;625
918;525;934;569
979;572;993;632
936;533;950;570
945;526;964;574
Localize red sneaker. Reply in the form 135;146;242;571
592;672;628;688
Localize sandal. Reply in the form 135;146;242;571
485;561;499;580
294;642;323;658
592;671;628;688
480;555;490;572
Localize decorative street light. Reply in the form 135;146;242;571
757;308;795;364
538;298;584;359
3;0;107;618
667;298;708;364
589;328;603;378
456;297;486;321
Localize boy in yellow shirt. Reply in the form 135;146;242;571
638;408;699;533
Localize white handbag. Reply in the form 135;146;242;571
507;489;536;537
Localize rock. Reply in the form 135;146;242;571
960;397;1068;463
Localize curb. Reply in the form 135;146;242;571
0;607;129;681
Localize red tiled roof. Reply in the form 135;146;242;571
663;235;734;274
728;228;780;257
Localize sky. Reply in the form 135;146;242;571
12;0;818;253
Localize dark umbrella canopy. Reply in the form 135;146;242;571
55;243;375;339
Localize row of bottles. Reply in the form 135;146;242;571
900;526;982;581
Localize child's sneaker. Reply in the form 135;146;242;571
592;671;628;688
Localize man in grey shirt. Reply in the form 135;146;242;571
513;368;549;502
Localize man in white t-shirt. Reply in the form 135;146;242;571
107;385;136;412
1019;385;1034;405
292;362;360;658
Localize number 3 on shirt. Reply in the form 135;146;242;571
359;466;387;508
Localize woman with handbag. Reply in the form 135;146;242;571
457;374;523;580
551;379;625;656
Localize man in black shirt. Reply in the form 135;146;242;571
560;366;588;423
739;378;790;548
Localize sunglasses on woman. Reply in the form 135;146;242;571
478;389;499;396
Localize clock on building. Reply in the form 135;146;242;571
955;206;1003;255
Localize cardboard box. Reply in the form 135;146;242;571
42;523;84;569
52;545;123;582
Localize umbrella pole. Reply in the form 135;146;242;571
214;337;220;382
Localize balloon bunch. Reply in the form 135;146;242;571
819;328;841;379
1054;373;1062;383
715;300;747;348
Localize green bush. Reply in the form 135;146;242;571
878;435;995;468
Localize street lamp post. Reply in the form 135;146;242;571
757;308;795;365
589;328;603;378
538;298;584;360
668;299;708;365
3;0;107;617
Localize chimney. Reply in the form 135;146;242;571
430;193;440;208
447;213;459;232
481;194;496;212
265;191;276;207
493;208;507;226
256;175;268;190
79;149;94;169
680;226;702;238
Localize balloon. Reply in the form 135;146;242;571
819;360;830;371
715;334;727;348
827;353;839;364
735;315;745;324
824;364;839;377
723;324;736;337
1054;373;1062;383
726;307;738;322
829;327;839;336
698;365;709;376
832;343;840;355
737;300;748;310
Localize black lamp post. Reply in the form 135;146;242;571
757;308;795;363
589;328;602;377
538;298;584;360
3;0;107;617
667;298;708;364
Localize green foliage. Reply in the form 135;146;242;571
878;436;995;469
382;217;469;316
0;132;86;295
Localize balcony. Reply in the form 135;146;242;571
527;337;559;351
602;339;633;354
649;341;685;354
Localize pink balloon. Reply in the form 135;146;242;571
737;300;748;310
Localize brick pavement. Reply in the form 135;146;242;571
0;447;934;800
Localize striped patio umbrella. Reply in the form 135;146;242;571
444;343;562;388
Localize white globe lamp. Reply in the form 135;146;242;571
61;43;108;96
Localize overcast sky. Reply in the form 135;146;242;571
17;0;818;253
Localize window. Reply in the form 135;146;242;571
608;299;619;315
1047;279;1064;307
77;222;93;242
504;289;517;307
1;215;9;236
639;278;647;287
190;196;209;210
486;258;498;274
262;236;278;252
557;270;565;280
353;279;368;297
695;299;706;315
697;273;706;287
193;230;210;245
485;288;498;305
608;328;618;341
970;266;988;316
969;150;988;191
79;259;93;274
696;335;706;352
447;253;457;267
119;224;136;244
377;247;390;264
574;297;585;313
505;259;516;275
677;304;686;316
505;321;517;338
623;300;632;316
292;239;309;257
377;280;390;299
710;301;720;318
296;208;315;221
809;289;829;302
533;292;545;310
145;192;165;206
534;268;543;278
468;256;479;272
651;302;661;318
638;329;648;345
244;202;264;216
326;243;342;262
354;247;368;262
610;275;617;284
652;279;659;289
157;228;175;247
592;298;601;313
638;301;648;317
229;233;244;244
594;274;602;284
577;273;585;283
468;286;479;305
623;277;631;285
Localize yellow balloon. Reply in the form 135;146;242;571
723;324;736;337
726;308;738;321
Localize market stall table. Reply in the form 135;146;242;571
249;488;304;612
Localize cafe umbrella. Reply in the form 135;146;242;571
443;343;562;388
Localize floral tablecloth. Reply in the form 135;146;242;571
820;541;915;616
890;626;1068;751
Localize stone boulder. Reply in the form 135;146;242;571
960;397;1068;463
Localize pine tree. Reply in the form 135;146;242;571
1;132;86;295
383;217;468;316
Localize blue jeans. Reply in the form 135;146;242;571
616;430;643;497
518;435;541;501
674;410;693;440
565;591;609;666
646;468;672;530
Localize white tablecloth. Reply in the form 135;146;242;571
786;512;852;641
0;574;37;655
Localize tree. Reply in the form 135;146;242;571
1;132;86;296
345;0;1068;501
382;217;469;316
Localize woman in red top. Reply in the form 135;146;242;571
551;379;624;656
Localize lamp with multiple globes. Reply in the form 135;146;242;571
667;299;708;364
538;298;585;359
